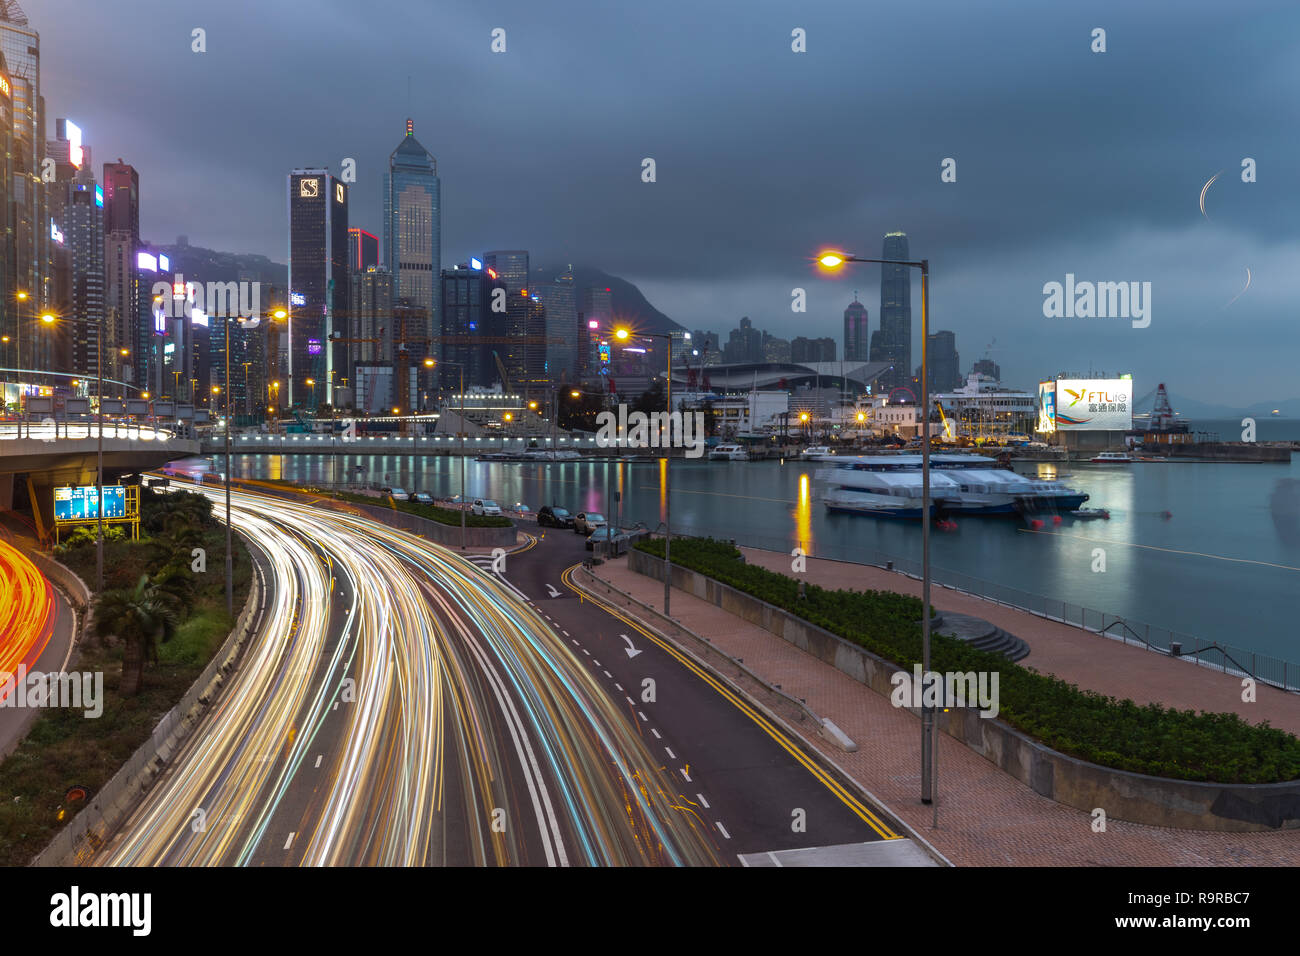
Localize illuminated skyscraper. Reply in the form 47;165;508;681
384;119;439;390
288;167;348;407
103;161;139;384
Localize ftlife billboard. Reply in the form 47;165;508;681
1053;379;1134;431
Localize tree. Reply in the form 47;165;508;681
94;575;182;696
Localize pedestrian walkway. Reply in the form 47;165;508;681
592;550;1300;866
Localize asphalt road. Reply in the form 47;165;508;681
95;485;724;866
479;525;905;858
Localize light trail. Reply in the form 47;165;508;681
0;539;55;686
96;484;722;866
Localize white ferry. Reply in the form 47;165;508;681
708;444;749;461
818;454;1089;518
801;446;835;459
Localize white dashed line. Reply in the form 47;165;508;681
716;822;731;840
592;660;600;667
638;711;648;722
284;832;295;850
651;728;662;739
696;793;710;808
603;670;612;678
582;648;590;656
333;701;339;711
572;639;580;646
614;683;624;692
314;755;322;768
562;630;569;637
665;747;676;759
680;768;692;782
625;696;635;706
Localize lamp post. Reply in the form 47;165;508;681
434;359;468;549
612;326;674;614
95;323;104;593
818;249;935;807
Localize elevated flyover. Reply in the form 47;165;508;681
0;421;200;540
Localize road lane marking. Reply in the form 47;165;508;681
665;747;676;759
716;822;731;840
603;670;612;678
680;768;692;782
638;711;648;721
284;832;295;850
314;755;322;768
697;793;710;808
651;728;661;739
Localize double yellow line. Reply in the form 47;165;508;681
560;565;899;840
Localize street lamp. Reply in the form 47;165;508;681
817;247;936;808
306;377;316;411
611;325;675;615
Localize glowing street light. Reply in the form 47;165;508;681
817;252;847;269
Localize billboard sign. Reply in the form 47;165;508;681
1054;379;1133;431
54;485;126;522
1036;382;1056;434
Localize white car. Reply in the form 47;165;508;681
472;498;502;516
574;512;607;534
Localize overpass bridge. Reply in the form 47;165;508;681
0;421;200;541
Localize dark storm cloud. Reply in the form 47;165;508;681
37;0;1300;403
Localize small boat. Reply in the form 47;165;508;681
1070;507;1110;519
1090;451;1133;463
801;445;834;459
708;443;748;461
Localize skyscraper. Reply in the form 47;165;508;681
348;227;379;273
440;262;506;390
928;330;960;392
1;3;46;347
484;251;532;388
103;161;139;385
533;265;577;383
288;167;348;407
62;169;103;380
869;232;911;391
843;294;869;362
384;119;439;390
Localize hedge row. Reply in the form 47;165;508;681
637;537;1300;784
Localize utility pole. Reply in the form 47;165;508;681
224;315;234;616
96;326;104;593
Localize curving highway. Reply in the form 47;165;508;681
0;537;55;684
95;485;723;866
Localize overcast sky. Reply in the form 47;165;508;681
38;0;1300;404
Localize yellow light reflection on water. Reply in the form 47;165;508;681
796;472;812;553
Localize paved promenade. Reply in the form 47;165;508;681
592;548;1300;866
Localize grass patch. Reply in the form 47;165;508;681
637;536;1300;784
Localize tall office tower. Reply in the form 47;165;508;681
131;244;170;397
843;293;869;361
581;284;612;330
384;119;439;395
350;265;393;367
1;4;46;349
102;161;139;385
869;231;911;391
440;262;506;390
287;167;348;408
533;265;577;383
348;227;378;273
790;336;836;363
63;168;103;378
484;251;532;389
928;330;960;392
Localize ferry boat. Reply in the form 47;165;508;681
1090;451;1133;463
817;454;1089;518
801;445;834;459
708;443;748;461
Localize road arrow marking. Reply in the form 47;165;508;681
545;583;560;598
621;634;642;658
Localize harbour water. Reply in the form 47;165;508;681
210;418;1300;663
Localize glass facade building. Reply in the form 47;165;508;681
384;120;439;391
287;167;348;408
869;231;911;391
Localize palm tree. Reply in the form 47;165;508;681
94;575;181;696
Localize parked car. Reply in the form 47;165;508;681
537;505;575;529
472;498;503;516
574;512;607;534
585;527;630;552
381;486;409;499
411;492;433;505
